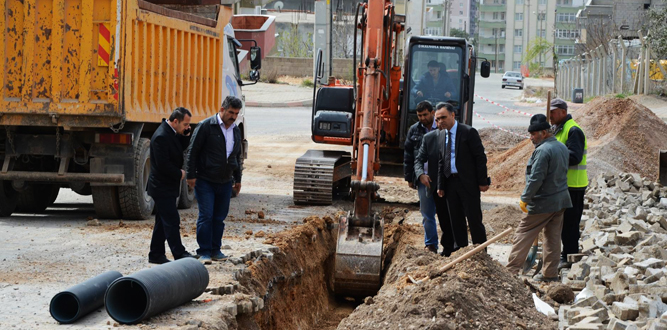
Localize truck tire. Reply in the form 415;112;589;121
0;181;18;217
16;184;59;213
119;138;154;220
92;186;123;219
177;176;195;209
70;182;92;196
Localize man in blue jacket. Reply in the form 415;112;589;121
506;114;572;282
186;96;244;265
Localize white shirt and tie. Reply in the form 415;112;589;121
216;113;236;159
445;121;459;175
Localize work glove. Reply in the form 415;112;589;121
519;200;528;213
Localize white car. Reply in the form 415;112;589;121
502;71;524;89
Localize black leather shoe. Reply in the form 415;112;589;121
148;255;171;264
440;250;452;257
425;245;438;254
175;251;196;260
558;260;572;270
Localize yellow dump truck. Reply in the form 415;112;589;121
0;0;261;218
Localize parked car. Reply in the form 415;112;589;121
502;71;524;89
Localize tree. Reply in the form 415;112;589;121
277;23;313;58
525;37;553;76
648;7;667;59
450;28;469;39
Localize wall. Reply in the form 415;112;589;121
262;56;354;78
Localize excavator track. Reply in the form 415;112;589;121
293;150;351;205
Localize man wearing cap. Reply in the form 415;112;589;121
506;114;572;282
549;98;588;270
412;60;457;102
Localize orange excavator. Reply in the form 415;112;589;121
293;0;490;297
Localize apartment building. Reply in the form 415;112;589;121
477;0;585;73
423;0;476;36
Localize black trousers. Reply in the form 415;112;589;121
445;175;487;247
149;195;186;259
434;193;456;255
561;188;586;261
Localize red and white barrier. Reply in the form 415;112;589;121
474;94;533;117
473;110;530;139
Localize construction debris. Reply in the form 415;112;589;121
556;172;667;330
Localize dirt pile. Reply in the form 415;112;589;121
483;205;525;244
488;97;667;192
338;230;557;330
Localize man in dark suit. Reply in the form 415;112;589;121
436;103;490;247
414;102;455;256
147;107;196;264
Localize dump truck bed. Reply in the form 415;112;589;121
0;0;230;128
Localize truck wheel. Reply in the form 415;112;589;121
119;138;154;220
16;184;59;213
177;176;195;209
70;182;92;196
92;186;123;219
0;181;18;216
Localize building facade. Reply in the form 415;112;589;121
477;0;585;73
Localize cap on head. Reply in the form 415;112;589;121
528;114;551;132
427;60;440;68
550;98;568;111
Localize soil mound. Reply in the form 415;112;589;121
488;97;667;192
483;205;525;244
338;231;557;330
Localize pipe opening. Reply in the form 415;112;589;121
49;292;80;323
105;279;149;324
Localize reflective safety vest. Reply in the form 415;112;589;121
555;118;588;188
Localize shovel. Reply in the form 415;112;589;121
522;237;539;275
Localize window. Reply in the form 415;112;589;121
556;29;580;39
460;11;464;15
437;11;442;19
499;44;505;52
460;2;463;7
557;13;576;23
459;19;463;23
493;12;499;20
537;13;546;21
514;29;523;37
501;12;506;20
514;45;523;53
557;0;571;5
481;12;486;19
515;13;523;21
539;29;546;38
513;61;522;70
516;0;524;4
556;45;575;55
539;0;547;4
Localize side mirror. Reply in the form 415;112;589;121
250;46;262;70
480;61;491;78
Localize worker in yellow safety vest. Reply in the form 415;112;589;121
549;98;588;270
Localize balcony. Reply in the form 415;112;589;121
479;36;506;44
478;52;505;61
479;20;507;28
479;4;506;12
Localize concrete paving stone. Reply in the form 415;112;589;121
597;256;618;268
574;296;599;308
607;318;639;330
596;285;611;300
572;308;610;324
222;302;238;316
615;232;644;245
603;294;627;305
645;272;664;284
611;254;635;263
567;324;605;330
238;300;253;314
583;238;599;253
570;262;592;280
624;267;641;277
634;258;665;271
612;272;631;294
612;302;640;321
635;207;649;220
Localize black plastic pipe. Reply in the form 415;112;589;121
104;258;209;324
49;270;123;324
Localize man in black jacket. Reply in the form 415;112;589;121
186;96;243;265
148;107;195;264
436;103;490;247
404;101;442;254
412;60;457;102
414;102;455;256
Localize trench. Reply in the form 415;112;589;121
233;216;406;330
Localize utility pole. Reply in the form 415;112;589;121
495;31;499;73
526;0;531;70
538;11;543;66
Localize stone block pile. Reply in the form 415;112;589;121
558;173;667;330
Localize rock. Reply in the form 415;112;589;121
222;302;238;316
618;221;635;233
364;296;374;305
548;284;575;304
635;207;648;220
86;219;101;226
572;296;598;308
620;181;632;192
611;302;639;321
257;211;265;219
661;198;667;208
608;318;639;330
646;272;665;284
571;308;609;323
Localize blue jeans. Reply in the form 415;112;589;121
418;181;438;247
195;179;233;257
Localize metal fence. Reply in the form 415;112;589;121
556;31;666;100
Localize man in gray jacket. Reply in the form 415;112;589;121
506;114;572;282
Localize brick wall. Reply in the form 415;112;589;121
263;56;354;79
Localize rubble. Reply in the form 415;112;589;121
556;173;667;329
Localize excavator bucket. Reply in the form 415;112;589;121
333;214;384;298
293;150;351;205
660;150;667;186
